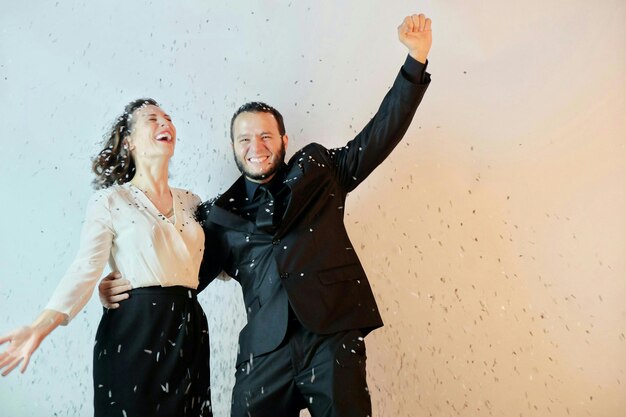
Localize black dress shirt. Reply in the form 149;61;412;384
241;165;291;227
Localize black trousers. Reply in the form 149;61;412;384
93;286;212;417
231;317;371;417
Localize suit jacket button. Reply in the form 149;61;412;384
280;272;290;279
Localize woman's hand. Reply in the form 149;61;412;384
0;310;65;376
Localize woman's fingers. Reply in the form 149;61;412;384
1;356;23;376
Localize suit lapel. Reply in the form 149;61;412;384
279;160;320;234
208;177;256;233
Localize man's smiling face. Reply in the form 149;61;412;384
231;111;288;183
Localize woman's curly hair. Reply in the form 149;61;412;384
92;98;158;189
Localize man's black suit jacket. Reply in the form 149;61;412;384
197;56;430;367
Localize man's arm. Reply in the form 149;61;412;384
196;238;223;292
196;201;224;292
97;257;220;307
331;13;433;192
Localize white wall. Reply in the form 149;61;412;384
1;1;625;416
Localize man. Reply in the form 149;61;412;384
101;13;432;416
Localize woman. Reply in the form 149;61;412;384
0;98;212;417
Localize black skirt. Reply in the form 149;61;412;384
93;286;212;417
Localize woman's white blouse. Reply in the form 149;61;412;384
45;183;205;324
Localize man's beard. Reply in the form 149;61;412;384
234;141;286;182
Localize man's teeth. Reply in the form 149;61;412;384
249;156;268;163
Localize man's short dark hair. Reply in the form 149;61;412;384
230;102;286;141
